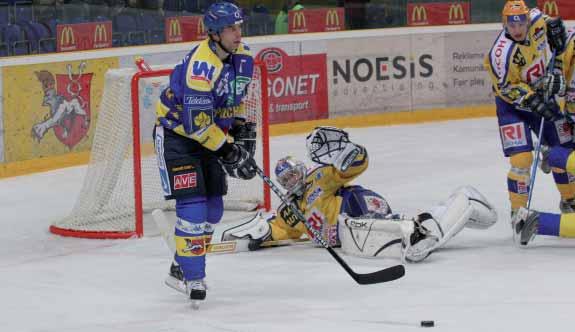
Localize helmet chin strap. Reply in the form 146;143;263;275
212;32;234;55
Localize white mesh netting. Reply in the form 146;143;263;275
51;64;268;237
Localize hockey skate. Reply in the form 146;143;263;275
403;218;439;263
187;279;207;309
511;207;539;246
164;261;209;295
164;261;187;294
559;198;575;213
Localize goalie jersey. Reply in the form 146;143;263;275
156;39;254;151
484;8;554;106
267;146;390;246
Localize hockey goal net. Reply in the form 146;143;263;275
50;61;270;239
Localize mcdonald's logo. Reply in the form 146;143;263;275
292;11;306;31
543;1;559;17
60;26;75;48
197;17;206;36
411;6;428;24
325;9;340;28
169;18;182;40
449;4;464;21
94;24;108;45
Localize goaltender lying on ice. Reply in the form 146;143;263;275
156;126;497;264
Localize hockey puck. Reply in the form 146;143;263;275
420;320;435;327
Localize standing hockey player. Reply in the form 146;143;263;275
515;29;575;245
153;2;257;306
224;126;497;262
483;0;572;220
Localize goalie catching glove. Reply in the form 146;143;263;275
306;126;363;172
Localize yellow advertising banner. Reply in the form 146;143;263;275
3;57;118;162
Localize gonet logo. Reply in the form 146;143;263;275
292;11;306;32
543;1;559;17
59;26;75;50
448;3;465;24
411;5;428;25
325;9;341;31
169;18;182;42
93;24;108;48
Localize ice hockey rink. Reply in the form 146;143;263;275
2;117;575;332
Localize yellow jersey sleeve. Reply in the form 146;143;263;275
563;31;575;114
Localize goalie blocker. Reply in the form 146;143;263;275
340;186;497;261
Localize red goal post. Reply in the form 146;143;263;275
50;60;271;239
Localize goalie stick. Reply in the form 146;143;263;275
152;209;309;255
253;165;405;285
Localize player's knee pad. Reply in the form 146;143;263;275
509;151;532;169
176;196;207;222
206;195;224;224
508;152;532;208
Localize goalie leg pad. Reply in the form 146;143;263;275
221;211;270;242
338;215;412;259
426;186;497;250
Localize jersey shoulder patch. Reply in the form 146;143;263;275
186;40;223;92
488;31;515;84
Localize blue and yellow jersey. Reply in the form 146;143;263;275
563;28;575;114
156;39;254;151
484;8;553;106
267;146;369;245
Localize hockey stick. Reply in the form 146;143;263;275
519;51;558;245
526;51;557;212
254;165;405;285
152;209;309;255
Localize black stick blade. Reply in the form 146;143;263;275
353;264;405;285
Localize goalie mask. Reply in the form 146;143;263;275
275;156;307;195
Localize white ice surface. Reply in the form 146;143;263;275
2;118;575;332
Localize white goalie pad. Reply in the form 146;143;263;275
338;215;414;259
220;210;269;241
426;186;497;250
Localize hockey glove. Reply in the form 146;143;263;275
546;17;567;54
229;119;257;157
525;93;563;122
541;61;566;99
217;143;257;180
306;126;364;172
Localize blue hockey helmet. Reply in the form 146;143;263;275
204;2;244;34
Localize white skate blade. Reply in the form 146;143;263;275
164;275;187;295
191;300;201;310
